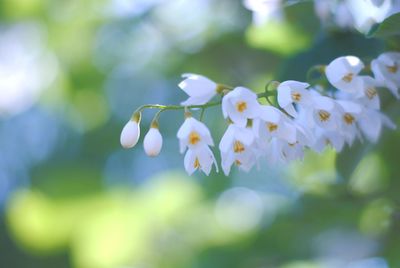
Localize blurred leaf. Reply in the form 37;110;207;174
349;153;389;195
246;21;311;56
359;198;393;237
367;13;400;38
278;32;384;81
336;141;371;181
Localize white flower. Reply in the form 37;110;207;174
356;76;381;110
177;116;214;154
314;0;354;29
143;127;163;157
309;95;343;131
346;0;393;33
222;87;260;127
371;52;400;98
179;73;218;106
358;109;396;143
184;146;218;176
312;128;346;153
325;56;364;94
219;124;258;175
266;138;305;164
177;115;217;175
277;80;312;117
120;118;140;149
336;100;363;145
243;0;283;25
253;105;297;143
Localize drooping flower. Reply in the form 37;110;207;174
179;73;218;106
253;105;297;144
277;80;312;117
371;52;400;98
143;125;163;157
358;108;396;143
120;113;141;149
177;115;217;175
184;145;218;176
309;95;343;131
325;56;364;94
219;123;258;175
356;76;381;110
222;87;260;127
177;116;214;153
311;128;346;153
336;100;363;145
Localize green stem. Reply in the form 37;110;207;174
200;108;206;121
133;91;281;119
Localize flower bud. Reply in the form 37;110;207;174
143;127;163;157
120;119;140;149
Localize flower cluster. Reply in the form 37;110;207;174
243;0;400;34
121;52;399;176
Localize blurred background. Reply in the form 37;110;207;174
0;0;399;267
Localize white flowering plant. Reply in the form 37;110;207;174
121;53;399;176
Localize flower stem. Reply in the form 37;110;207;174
133;90;281;119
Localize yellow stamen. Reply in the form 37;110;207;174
365;87;377;100
342;73;354;83
189;131;201;145
266;123;278;132
318;110;331;122
236;101;247;113
387;64;398;73
235;160;242;166
343;113;355;125
291;92;302;102
233;141;245;153
194;158;200;169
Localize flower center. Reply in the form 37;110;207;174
236;101;247;113
288;142;297;147
189;131;201;145
318;110;331;122
291;92;302;102
194;158;200;169
387;64;398;73
235;160;242;166
233;140;245;153
266;123;278;132
365;87;377;100
343;113;355;125
325;139;331;146
342;73;354;83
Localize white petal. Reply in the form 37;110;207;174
177;118;192;139
234;126;255;146
219;125;235;152
358;110;382;143
181;95;213;106
277;84;293;108
337;100;363;114
184;149;197;175
143;128;163;157
259;105;281;123
197;146;215;175
120;120;140;149
178;74;216;97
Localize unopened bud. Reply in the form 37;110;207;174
143;127;163;157
120;119;140;149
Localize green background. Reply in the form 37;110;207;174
0;0;399;267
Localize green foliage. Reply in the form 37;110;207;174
1;1;400;268
367;12;400;38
